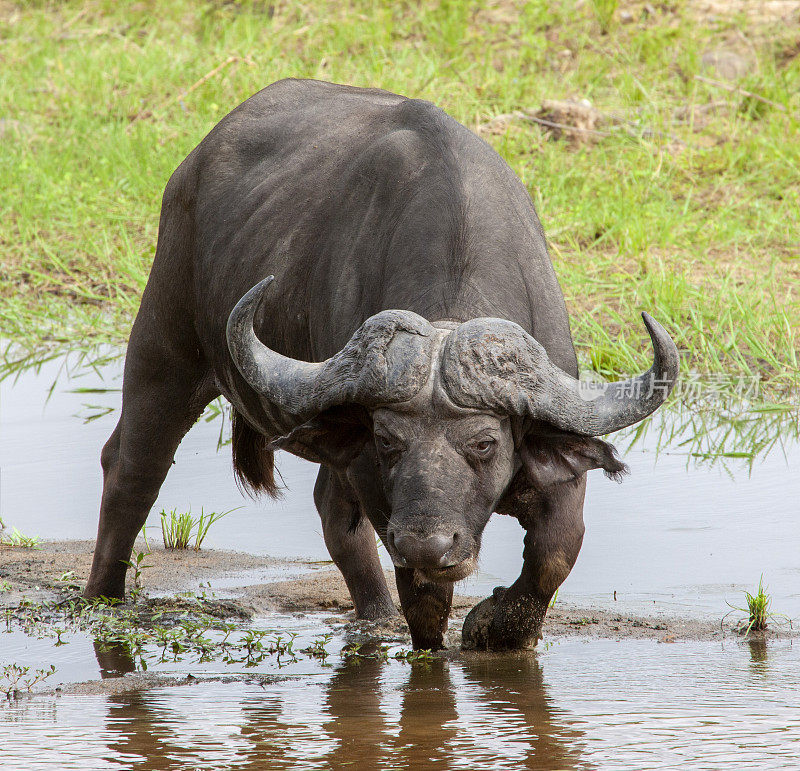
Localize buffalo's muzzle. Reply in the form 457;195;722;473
388;530;458;569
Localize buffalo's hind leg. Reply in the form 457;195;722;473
84;339;218;600
314;467;397;620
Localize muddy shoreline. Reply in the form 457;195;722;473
4;539;791;648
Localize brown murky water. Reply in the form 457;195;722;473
2;632;799;769
2;353;799;768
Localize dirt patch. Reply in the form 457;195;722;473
0;538;272;597
691;0;800;23
243;568;477;615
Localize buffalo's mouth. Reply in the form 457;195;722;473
414;556;477;584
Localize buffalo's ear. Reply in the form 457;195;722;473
518;429;628;489
269;407;370;468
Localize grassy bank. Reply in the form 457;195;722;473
1;0;798;396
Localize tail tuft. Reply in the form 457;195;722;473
231;410;282;498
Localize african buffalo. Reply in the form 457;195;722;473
84;79;678;650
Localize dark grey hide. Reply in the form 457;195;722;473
85;79;678;651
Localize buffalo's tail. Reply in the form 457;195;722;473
231;409;282;498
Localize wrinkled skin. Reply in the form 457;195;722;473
84;79;637;650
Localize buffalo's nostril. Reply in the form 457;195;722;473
392;532;457;568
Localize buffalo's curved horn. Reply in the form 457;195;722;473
440;313;679;436
226;276;436;419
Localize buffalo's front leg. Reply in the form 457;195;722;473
314;467;396;620
462;478;586;651
395;568;453;650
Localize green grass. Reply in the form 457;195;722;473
0;527;42;549
159;507;231;550
1;0;799;400
725;575;792;635
160;509;195;550
743;577;771;633
590;0;619;34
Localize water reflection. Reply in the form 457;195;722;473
94;640;137;679
615;394;800;470
318;656;392;770
3;343;797;467
457;656;584;770
5;638;800;768
91;653;585;771
747;637;769;667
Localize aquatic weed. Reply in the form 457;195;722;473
302;634;333;660
392;648;435;664
341;642;363;661
160;509;194;549
4;593;385;673
194;509;230;549
744;577;771;632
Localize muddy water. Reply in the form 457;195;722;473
2;353;800;768
2;634;799;769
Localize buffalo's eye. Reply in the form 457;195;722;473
470;438;496;457
375;434;397;452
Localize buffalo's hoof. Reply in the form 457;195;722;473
461;586;542;651
461;587;507;651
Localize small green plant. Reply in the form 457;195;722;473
590;0;618;34
744;577;770;632
56;571;76;583
341;642;362;661
122;550;153;600
194;509;229;549
302;633;333;660
0;581;11;593
161;508;194;549
159;507;233;550
1;664;57;698
393;648;435;663
0;527;41;549
725;576;791;635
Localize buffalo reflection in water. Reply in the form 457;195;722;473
95;642;584;770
